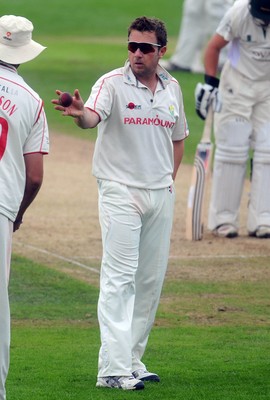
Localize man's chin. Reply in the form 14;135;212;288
133;66;145;76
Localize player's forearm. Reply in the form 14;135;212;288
172;140;184;180
14;153;44;232
74;107;99;129
204;34;228;77
14;179;42;231
204;45;220;77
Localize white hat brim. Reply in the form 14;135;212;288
0;39;46;64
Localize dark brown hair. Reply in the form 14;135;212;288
128;16;167;47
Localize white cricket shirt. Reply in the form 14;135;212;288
217;0;270;81
85;61;189;189
0;64;49;221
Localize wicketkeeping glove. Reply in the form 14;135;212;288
195;75;221;120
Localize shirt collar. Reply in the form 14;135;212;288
0;62;18;74
123;59;173;88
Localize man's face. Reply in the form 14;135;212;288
128;30;166;78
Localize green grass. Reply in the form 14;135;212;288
0;0;183;37
7;255;270;400
10;255;98;322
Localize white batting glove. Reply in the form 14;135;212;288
195;75;221;120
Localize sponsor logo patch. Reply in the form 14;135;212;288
126;102;141;110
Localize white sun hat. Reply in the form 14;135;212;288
0;15;46;64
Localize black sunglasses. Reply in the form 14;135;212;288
128;41;161;54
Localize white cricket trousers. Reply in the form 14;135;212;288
0;214;13;400
96;180;175;377
209;62;270;232
171;0;231;69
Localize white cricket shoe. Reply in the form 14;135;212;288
96;375;144;390
249;225;270;238
132;369;160;382
213;224;238;238
159;59;191;72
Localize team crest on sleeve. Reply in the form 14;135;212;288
169;105;175;117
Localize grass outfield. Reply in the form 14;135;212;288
8;255;270;400
0;0;183;37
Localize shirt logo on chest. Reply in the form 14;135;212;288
126;102;142;110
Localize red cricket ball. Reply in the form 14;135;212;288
59;92;73;107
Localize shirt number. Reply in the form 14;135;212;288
0;117;8;161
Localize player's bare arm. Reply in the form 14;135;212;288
172;139;184;181
14;153;44;232
52;89;100;129
204;33;229;76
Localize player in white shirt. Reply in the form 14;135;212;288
0;15;49;400
88;60;187;189
53;16;189;390
195;0;270;238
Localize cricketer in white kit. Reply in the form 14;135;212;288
88;59;187;379
53;16;189;390
0;15;49;400
195;0;270;238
